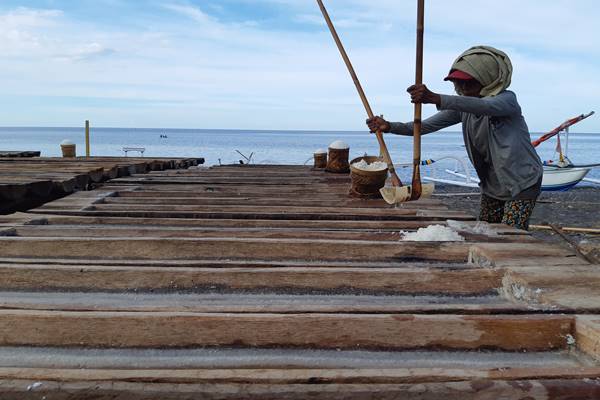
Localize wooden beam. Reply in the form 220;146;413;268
0;264;501;294
0;311;572;350
0;237;471;262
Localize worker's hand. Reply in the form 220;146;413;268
407;84;441;106
366;116;391;133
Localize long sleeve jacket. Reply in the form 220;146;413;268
389;91;543;200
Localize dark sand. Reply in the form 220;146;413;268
434;185;600;262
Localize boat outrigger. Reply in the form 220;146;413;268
421;111;598;191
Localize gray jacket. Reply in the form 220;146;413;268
389;91;543;200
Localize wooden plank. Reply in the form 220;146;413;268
0;151;40;157
26;208;473;221
0;311;572;350
3;366;600;385
576;316;600;361
469;243;583;268
3;379;600;400
502;266;600;310
0;237;472;262
0;292;520;314
7;225;529;244
101;196;447;209
0;264;502;294
0;213;474;231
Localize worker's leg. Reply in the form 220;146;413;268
502;200;537;230
478;194;505;224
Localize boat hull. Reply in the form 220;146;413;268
542;167;591;191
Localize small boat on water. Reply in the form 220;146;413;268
541;165;591;191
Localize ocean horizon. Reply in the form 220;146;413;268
2;126;599;182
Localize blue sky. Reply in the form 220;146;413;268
1;0;599;132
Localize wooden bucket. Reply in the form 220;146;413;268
313;152;327;169
349;156;388;198
326;148;350;173
61;144;76;158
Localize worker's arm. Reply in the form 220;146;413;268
366;110;461;136
438;90;521;117
387;110;462;136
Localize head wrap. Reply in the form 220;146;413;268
448;45;513;97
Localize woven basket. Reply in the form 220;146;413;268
349;156;388;198
60;144;76;158
326;148;350;173
313;152;327;169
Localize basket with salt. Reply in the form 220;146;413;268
325;140;350;173
313;149;327;169
349;156;388;198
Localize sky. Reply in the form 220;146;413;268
1;0;599;132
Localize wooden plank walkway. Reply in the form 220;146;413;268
0;156;204;214
0;151;41;158
0;164;599;399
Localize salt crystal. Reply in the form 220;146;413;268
447;220;498;237
351;159;387;171
27;382;43;391
401;225;465;242
566;334;576;345
328;140;349;150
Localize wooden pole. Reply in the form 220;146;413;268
315;0;402;186
410;0;425;200
85;120;90;157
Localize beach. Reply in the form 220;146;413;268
435;184;600;261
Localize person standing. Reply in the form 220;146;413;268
367;46;543;230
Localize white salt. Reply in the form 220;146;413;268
351;159;387;171
447;220;498;237
60;139;74;146
328;140;349;150
27;382;43;391
314;148;327;154
401;225;465;242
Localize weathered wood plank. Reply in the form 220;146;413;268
26;208;473;221
0;292;520;314
576;316;600;361
502;266;600;310
469;243;583;268
0;213;475;231
0;263;500;294
0;311;573;350
0;237;471;262
3;366;600;385
4;379;600;400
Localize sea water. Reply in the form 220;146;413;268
1;127;599;182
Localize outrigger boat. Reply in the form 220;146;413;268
421;111;598;191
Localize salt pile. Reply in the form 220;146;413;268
447;220;497;236
352;159;387;171
401;225;465;242
314;148;327;154
328;140;349;150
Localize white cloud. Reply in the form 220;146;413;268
0;2;598;132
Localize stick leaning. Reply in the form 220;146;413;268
316;0;402;187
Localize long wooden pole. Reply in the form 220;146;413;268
316;0;402;186
410;0;425;200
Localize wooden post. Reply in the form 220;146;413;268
85;120;90;157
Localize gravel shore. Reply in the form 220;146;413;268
434;185;600;262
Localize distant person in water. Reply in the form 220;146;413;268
367;46;543;230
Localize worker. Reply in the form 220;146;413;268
367;46;543;230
